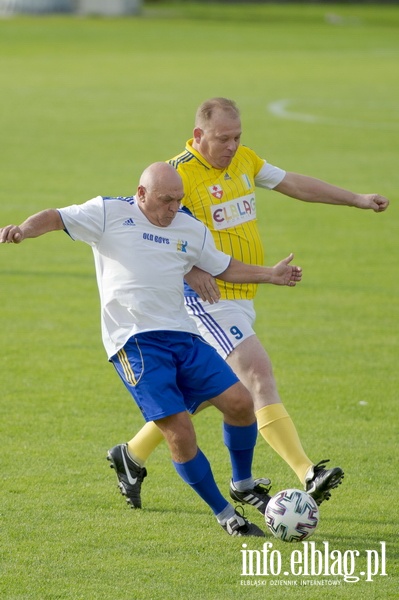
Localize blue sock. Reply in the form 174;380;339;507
223;421;258;483
173;449;229;516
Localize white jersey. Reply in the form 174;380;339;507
58;196;231;358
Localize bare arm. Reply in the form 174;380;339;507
217;253;302;287
0;209;64;244
184;266;221;304
274;172;389;213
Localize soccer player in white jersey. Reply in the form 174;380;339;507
111;98;389;512
0;162;303;536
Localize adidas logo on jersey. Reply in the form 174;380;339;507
123;218;136;227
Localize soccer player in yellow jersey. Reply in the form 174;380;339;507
107;98;389;512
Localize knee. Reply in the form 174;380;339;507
157;413;195;446
156;413;198;462
225;384;255;424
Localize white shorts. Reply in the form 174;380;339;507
184;297;256;359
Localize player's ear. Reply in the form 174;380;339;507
193;127;203;144
136;185;146;202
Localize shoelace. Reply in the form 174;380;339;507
253;477;272;494
312;459;330;476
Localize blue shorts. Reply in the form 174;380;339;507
111;331;239;422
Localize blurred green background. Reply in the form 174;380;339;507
0;4;398;599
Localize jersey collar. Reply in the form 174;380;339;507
185;138;213;170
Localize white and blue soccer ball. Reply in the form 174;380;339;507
265;489;319;543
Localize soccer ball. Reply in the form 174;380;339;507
265;489;319;543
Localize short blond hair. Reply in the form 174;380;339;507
195;97;240;128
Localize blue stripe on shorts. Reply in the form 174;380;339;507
184;296;234;356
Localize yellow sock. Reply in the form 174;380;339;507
127;421;164;466
256;404;313;485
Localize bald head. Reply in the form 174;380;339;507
136;162;184;227
139;162;183;193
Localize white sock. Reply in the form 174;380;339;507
232;477;254;492
216;503;236;525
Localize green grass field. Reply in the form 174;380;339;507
0;3;398;599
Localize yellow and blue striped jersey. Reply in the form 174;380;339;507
169;140;266;300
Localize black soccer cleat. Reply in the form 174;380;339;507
305;459;344;505
107;443;147;509
222;510;266;537
229;477;272;515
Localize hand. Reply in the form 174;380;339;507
271;253;302;286
354;194;389;212
184;266;221;304
0;225;24;244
